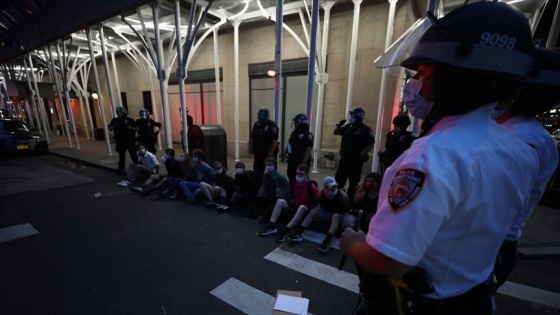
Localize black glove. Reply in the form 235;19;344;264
336;119;347;127
361;153;369;162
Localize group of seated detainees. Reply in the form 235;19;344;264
117;146;382;253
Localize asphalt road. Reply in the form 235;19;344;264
1;154;559;315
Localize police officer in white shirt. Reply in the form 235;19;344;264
492;47;560;288
340;2;539;314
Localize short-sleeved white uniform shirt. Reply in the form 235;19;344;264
501;115;559;240
367;107;539;299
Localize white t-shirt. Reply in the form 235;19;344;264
367;106;539;299
501;115;559;240
139;151;160;173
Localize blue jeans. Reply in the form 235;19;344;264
179;180;200;198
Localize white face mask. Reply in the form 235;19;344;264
403;78;434;119
215;168;223;175
236;168;245;175
296;175;305;183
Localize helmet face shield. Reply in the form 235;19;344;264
140;109;149;119
374;16;433;75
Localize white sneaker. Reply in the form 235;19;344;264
117;180;131;187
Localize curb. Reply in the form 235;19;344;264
518;246;560;258
49;152;122;174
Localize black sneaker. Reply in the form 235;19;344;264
287;231;303;242
276;231;289;243
259;223;277;236
141;187;155;196
129;185;143;193
318;238;331;253
217;204;231;214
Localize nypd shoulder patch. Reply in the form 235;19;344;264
388;168;426;212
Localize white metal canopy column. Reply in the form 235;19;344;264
86;27;113;155
372;0;398;172
345;0;363;114
312;0;335;174
56;41;81;149
24;55;50;143
47;44;73;147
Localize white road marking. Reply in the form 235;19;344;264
264;248;359;293
301;229;340;250
0;223;39;244
498;281;560;309
210;277;315;315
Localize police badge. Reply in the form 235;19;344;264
388;168;426;212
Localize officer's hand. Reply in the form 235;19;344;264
336;119;347;127
340;228;366;256
361;153;369;162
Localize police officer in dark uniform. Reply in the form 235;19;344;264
251;107;279;174
334;107;375;198
135;108;162;155
179;107;194;153
379;114;416;173
283;113;314;184
108;106;139;172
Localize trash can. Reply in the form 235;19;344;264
188;124;227;167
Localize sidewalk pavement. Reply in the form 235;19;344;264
47;134;560;257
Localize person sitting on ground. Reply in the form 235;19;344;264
199;161;236;213
230;161;262;205
179;149;214;203
259;164;320;242
154;153;196;200
129;148;183;195
286;176;350;253
341;172;382;232
247;157;290;219
117;144;159;187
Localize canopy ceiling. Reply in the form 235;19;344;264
0;0;556;71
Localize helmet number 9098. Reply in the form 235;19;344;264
480;32;516;50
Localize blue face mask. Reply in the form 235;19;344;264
192;157;199;163
266;165;275;173
296;175;305;183
236;168;244;175
178;157;186;163
349;117;356;125
328;189;338;198
138;149;146;156
215;168;223;175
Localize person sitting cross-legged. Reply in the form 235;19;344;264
259;164;319;242
178;149;215;203
154;153;197;200
230;160;262;206
117;144;159;187
129;148;183;195
199;161;236;213
286;176;350;253
247;157;290;219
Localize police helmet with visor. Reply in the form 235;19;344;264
377;2;535;115
512;48;560;117
116;106;127;116
258;108;270;120
139;108;149;119
349;107;365;120
293;113;309;124
393;114;411;127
